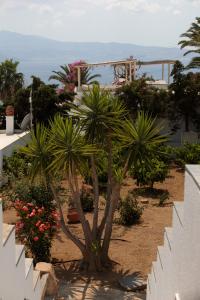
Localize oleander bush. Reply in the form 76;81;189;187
13;184;59;263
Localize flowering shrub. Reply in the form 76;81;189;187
14;199;60;263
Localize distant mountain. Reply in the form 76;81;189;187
0;31;190;84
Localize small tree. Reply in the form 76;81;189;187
116;76;169;118
169;61;200;131
0;59;24;103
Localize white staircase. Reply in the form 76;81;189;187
0;200;48;300
147;165;200;300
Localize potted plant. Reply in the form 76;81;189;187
67;195;80;223
5;105;14;116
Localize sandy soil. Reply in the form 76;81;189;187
2;167;184;287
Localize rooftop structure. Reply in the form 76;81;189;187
75;58;176;91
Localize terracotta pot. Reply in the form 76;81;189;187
67;208;80;224
5;105;14;116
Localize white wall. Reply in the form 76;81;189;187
147;165;200;300
0;132;30;186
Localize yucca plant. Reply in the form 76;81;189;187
21;85;168;271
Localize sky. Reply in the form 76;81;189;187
0;0;199;47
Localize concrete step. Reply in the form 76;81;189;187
25;257;33;278
2;223;15;246
33;270;40;291
173;202;184;227
15;244;25;266
164;227;173;251
0;201;2;243
40;273;49;300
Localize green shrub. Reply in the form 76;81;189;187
117;193;143;226
11;183;54;208
131;158;169;188
12;184;58;263
3;151;31;180
175;143;200;168
157;145;175;165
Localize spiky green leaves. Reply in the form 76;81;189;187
70;85;127;143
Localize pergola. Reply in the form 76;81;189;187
75;58;176;91
139;59;176;84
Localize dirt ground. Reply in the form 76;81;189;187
2;167;184;288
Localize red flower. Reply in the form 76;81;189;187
35;220;41;227
33;236;39;242
22;206;28;212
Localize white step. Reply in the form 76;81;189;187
0;200;2;244
173;202;184;227
146;274;152;300
33;270;42;300
164;227;173;251
152;262;159;300
2;223;15;246
157;246;164;271
25;257;33;278
15;244;25;266
33;270;40;291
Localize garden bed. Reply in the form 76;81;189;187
2;167;184;289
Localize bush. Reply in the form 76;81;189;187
175;143;200;168
157;145;175;165
3;151;31;181
117;193;143;226
131;157;169;188
13;184;59;263
80;185;94;212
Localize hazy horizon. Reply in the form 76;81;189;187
0;0;199;47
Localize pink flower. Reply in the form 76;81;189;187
29;211;36;217
35;220;41;227
39;224;45;232
22;206;28;212
33;236;39;242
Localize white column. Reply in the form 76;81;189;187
129;63;132;82
77;67;81;91
6;116;14;135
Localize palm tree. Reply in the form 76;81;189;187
49;65;71;86
49;61;100;91
179;17;200;69
21;86;168;271
0;59;24;102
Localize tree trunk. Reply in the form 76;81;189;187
101;182;121;263
97;135;113;239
